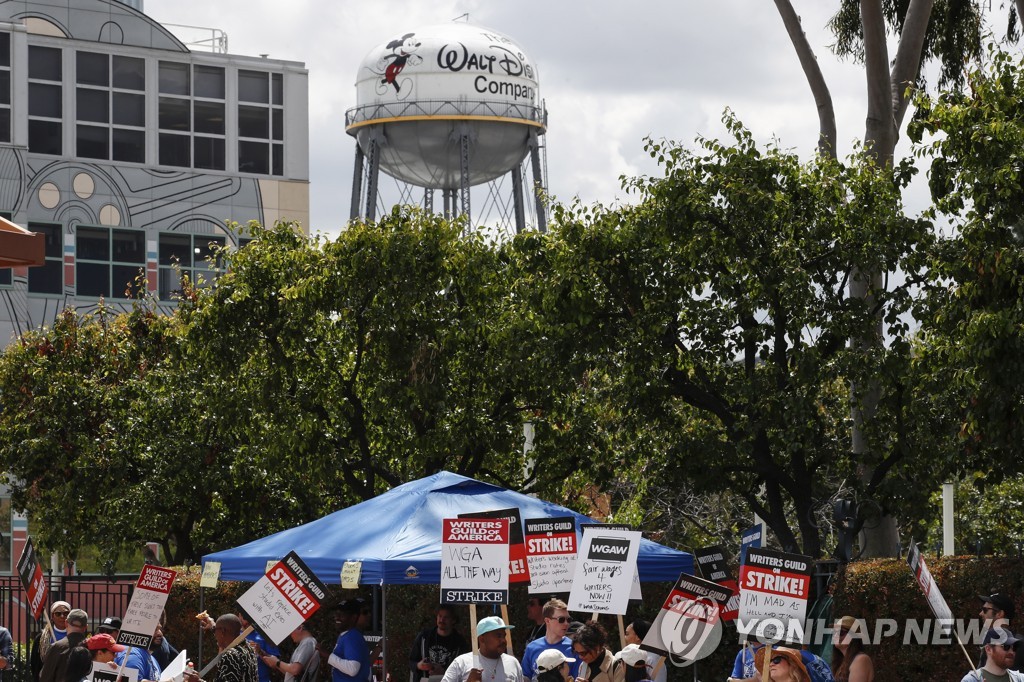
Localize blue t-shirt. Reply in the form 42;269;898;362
247;630;281;682
115;648;162;682
729;647;834;682
331;629;370;682
521;637;579;681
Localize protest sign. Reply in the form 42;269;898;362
641;572;730;662
237;551;328;645
17;538;47;620
158;650;188;682
581;523;641;600
907;541;954;633
92;663;138;682
441;517;510;604
568;527;641;615
524;516;577;594
694;545;738;622
737;547;812;646
459;508;530;584
118;565;178;649
740;524;764;564
694;546;731;582
200;561;220;589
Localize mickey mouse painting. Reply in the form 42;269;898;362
378;32;422;94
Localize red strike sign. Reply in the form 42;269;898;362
443;519;509;544
137;566;176;593
739;566;809;598
269;564;318;617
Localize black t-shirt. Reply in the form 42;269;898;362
408;629;469;677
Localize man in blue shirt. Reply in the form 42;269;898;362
520;599;580;681
328;600;370;682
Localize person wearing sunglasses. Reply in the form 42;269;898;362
831;617;873;682
30;602;72;682
961;628;1021;682
521;600;580;682
570;622;621;682
754;647;810;682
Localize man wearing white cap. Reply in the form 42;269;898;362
440;617;523;682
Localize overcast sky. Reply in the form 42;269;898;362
144;1;1013;238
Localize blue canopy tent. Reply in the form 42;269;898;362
203;470;692;584
203;471;693;678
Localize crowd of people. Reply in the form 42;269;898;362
4;590;1022;682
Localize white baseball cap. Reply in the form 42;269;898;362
536;649;575;673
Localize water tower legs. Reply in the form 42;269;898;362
511;168;526;235
350;145;364;222
458;129;471;229
529;129;547;233
363;130;382;223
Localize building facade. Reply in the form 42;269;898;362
0;0;309;346
0;0;309;570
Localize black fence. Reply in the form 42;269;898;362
0;573;137;682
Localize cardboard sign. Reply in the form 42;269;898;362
581;523;641;600
158;650;188;682
641;572;730;661
200;561;221;588
719;579;740;622
694;545;731;583
737;547;812;646
118;565;178;649
92;663;138;682
694;545;738;622
459;508;530;584
907;541;954;634
17;538;48;620
440;517;510;604
341;561;362;589
567;527;641;615
740;524;764;564
524;516;577;594
237;551;328;645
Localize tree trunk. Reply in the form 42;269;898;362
853;0;932;558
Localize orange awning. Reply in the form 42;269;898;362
0;215;45;268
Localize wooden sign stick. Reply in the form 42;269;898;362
500;604;514;656
198;625;254;677
617;614;626;650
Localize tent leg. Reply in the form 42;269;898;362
381;581;388;682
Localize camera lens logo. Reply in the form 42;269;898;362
656;597;724;667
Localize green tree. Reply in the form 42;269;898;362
909;48;1024;470
519;113;930;557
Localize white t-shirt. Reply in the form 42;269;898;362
440;652;523;682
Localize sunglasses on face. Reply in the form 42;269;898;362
549;616;571;624
996;644;1017;651
53;611;69;617
770;656;787;665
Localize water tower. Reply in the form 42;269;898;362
346;22;548;234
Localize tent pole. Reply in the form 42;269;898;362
381;580;387;682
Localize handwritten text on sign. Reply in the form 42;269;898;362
525;517;577;594
117;565;177;650
736;547;812;646
441;518;509;604
567;528;641;615
237;551;328;645
459;508;530;584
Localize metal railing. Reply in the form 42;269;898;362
0;574;136;682
345;98;547;129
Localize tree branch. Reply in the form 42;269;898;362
890;0;935;131
774;0;838;157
